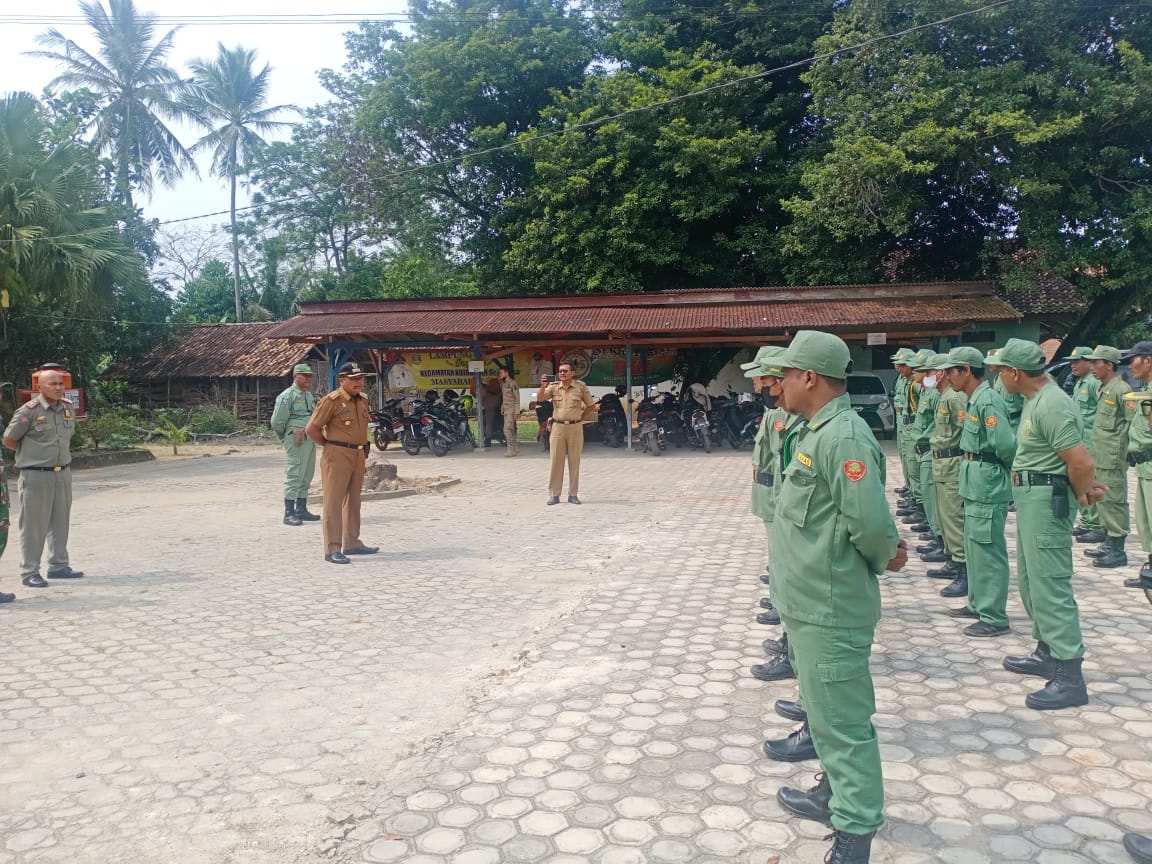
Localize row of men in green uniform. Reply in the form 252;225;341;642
738;333;1152;864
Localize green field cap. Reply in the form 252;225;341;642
924;353;954;371
744;346;787;378
777;330;851;379
984;339;1045;371
1086;345;1122;364
292;363;314;375
890;347;916;363
1068;346;1094;360
946;346;985;369
908;349;935;370
741;345;779;371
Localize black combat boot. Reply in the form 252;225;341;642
762;721;816;762
825;830;875;864
940;566;969;598
920;547;949;564
927;558;959;579
1072;525;1089;539
776;772;832;824
762;632;788;656
1124;832;1152;864
915;536;942;554
283;500;302;526
1125;556;1152;589
901;508;924;524
751;654;795;682
1082;543;1107;559
759;570;772;585
1092;535;1128;568
1025;657;1089;710
295;498;321;522
910;520;931;533
1003;640;1056;678
1075;529;1106;544
774;699;806;722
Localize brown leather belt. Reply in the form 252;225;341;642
554;420;581;425
21;465;69;471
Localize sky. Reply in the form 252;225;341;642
1;0;405;225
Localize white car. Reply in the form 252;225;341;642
847;372;896;438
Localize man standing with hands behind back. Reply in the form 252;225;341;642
3;368;85;590
537;363;595;505
271;363;319;527
306;362;379;564
499;366;520;457
769;330;906;864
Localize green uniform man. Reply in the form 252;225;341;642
898;354;924;508
992;369;1025;431
1069;347;1104;539
271;363;320;527
910;352;943;545
0;448;10;603
770;330;906;864
988;339;1105;711
890;348;917;497
927;353;969;598
945;347;1016;636
1080;346;1131;569
2;369;85;590
1123;341;1152;591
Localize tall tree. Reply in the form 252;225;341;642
188;43;294;322
29;0;198;207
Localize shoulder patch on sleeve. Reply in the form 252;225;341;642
985;416;998;427
843;460;867;482
773;420;785;431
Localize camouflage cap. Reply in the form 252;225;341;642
1086;345;1122;364
945;346;985;369
984;339;1046;371
743;346;787;378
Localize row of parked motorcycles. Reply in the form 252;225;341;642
627;384;763;456
368;389;477;457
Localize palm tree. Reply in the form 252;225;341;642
188;44;294;322
0;92;146;345
28;0;198;208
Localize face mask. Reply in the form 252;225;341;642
924;374;938;388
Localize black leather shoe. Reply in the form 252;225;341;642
324;553;351;564
918;531;937;541
759;597;776;610
1123;833;1152;864
568;495;582;504
1092;536;1128;568
1082;543;1107;558
920;549;949;563
774;699;807;722
343;546;379;555
283;511;302;526
940;576;968;598
896;507;916;517
915;540;942;554
762;634;788;656
1072;525;1089;538
1125;577;1146;589
948;606;979;619
964;621;1010;637
547;496;560;505
901;511;924;524
295;498;321;522
776;773;832;824
46;567;84;579
751;655;795;681
825;830;875;864
894;486;909;495
927;562;958;578
1003;641;1056;678
21;574;49;588
910;521;931;533
759;572;772;585
1026;658;1089;710
757;609;781;625
0;592;15;604
762;722;816;762
1075;530;1106;544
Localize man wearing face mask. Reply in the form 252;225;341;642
987;339;1105;710
910;352;946;559
926;352;970;599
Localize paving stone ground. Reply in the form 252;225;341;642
0;441;1150;864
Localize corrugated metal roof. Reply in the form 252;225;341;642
266;285;1021;342
124;323;312;379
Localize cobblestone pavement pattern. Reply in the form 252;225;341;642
1;444;1150;863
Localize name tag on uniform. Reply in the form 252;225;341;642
796;452;813;467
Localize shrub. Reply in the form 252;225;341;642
188;404;240;435
87;407;142;450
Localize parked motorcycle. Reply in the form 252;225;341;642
709;388;760;450
636;394;666;456
394;399;433;456
370;398;405;452
432;390;477;451
535;400;554;451
657;390;686;448
597;391;627;448
681;384;712;452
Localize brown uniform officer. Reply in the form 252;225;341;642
536;363;595;505
306;362;379;564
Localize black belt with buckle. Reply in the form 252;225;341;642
22;465;69;472
554;419;581;425
1011;471;1064;487
1128;451;1152;467
914;442;930;455
324;439;363;449
902;416;916;426
964;452;1000;464
754;471;775;487
932;447;963;459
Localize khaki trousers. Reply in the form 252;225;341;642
18;467;73;578
933;456;965;562
503;409;519;454
548;423;584;497
320;445;367;554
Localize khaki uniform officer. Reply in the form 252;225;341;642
536;364;595;505
499;368;520;456
1123;341;1152;591
771;330;906;864
1069;347;1105;540
2;370;85;589
270;363;319;526
926;352;969;598
988;339;1105;711
945;347;1016;637
1080;345;1131;569
306;362;378;564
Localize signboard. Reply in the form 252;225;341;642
467;360;485;373
866;332;887;346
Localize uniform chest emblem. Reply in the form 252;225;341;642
985;416;998;427
957;411;966;421
773;420;785;432
796;452;813;468
843;460;867;482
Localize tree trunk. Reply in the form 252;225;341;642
231;170;242;322
1052;286;1138;358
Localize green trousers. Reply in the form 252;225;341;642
1136;476;1152;555
763;520;773;573
933;457;965;562
781;615;882;835
895;425;911;490
283;432;318;500
1096;466;1130;538
962;500;1010;628
919;455;939;535
1012;483;1085;660
18;468;72;579
904;429;922;502
1077;501;1103;532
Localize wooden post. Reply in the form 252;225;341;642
255;377;261;424
233;378;239;418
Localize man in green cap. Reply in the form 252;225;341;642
987;338;1105;710
927;351;969;598
945;347;1016;636
910;351;944;551
1079;346;1131;569
1123;341;1152;591
770;330;907;864
990;349;1025;431
271;363;320;527
890;348;917;498
895;350;923;516
1068;347;1104;541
